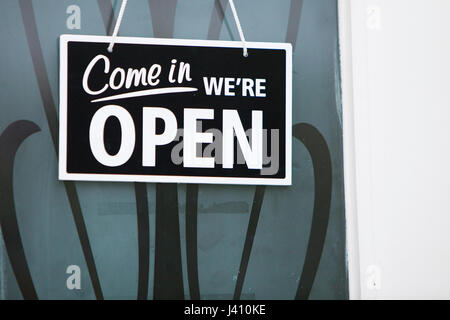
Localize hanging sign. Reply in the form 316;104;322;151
59;35;292;185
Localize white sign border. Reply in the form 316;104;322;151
59;34;292;186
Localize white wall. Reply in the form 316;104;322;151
339;0;450;299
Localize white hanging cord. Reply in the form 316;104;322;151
107;0;247;56
228;0;248;57
107;0;128;52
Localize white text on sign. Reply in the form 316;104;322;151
89;105;263;170
203;77;266;97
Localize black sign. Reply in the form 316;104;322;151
59;35;292;185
